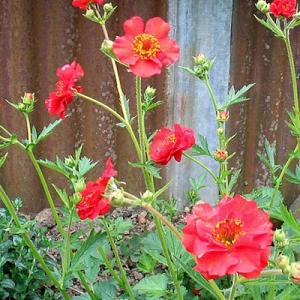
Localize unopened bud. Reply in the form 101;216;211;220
141;190;154;202
64;157;75;167
214;149;228;162
276;255;290;274
85;8;96;19
274;229;289;248
290;262;300;285
217;110;229;122
145;86;156;98
103;3;114;14
23;93;34;104
217;128;224;136
17;103;25;111
110;189;125;206
101;39;113;53
193;54;206;65
256;0;270;14
74;178;86;193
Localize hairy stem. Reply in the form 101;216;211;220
228;274;238;300
24;113;32;144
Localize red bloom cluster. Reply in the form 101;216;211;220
113;16;180;78
72;0;104;10
182;195;273;280
76;157;117;220
150;124;195;165
45;61;84;119
270;0;296;18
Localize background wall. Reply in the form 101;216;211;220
0;0;299;213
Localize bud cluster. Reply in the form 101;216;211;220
214;149;228;162
256;0;270;14
193;54;214;80
16;93;35;113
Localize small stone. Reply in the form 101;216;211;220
132;270;143;280
35;208;55;227
184;206;190;213
138;211;148;224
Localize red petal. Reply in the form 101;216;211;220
103;157;117;178
113;36;139;65
123;16;145;39
145;17;170;39
158;38;180;65
130;59;162;78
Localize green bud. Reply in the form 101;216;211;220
274;229;289;248
141;190;154;202
85;8;96;19
290;262;300;285
73;192;82;205
276;255;290;273
103;3;114;14
193;54;206;65
256;0;270;14
145;86;156;98
101;39;113;54
64;157;75;167
17;103;25;111
110;189;126;207
74;178;86;193
217;128;224;136
22;93;34;105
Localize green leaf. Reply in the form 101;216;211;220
94;280;117;300
111;217;133;238
254;15;284;38
286;163;300;185
52;185;70;208
36;119;63;144
227;169;241;195
38;157;68;177
279;201;300;236
222;83;255;109
133;274;168;297
0;153;8;168
137;253;157;273
129;161;162;179
191;134;211;156
1;279;15;289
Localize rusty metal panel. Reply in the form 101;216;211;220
228;0;300;204
0;0;168;213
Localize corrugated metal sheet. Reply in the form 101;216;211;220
0;0;299;212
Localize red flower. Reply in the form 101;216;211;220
113;16;180;78
182;195;273;280
45;61;84;118
72;0;104;10
150;124;195;165
270;0;296;18
76;157;117;220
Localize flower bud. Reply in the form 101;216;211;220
103;3;114;14
290;262;300;285
193;54;206;65
217;128;224;136
101;39;113;54
17;103;25;111
276;255;290;273
141;190;154;202
85;8;96;19
23;93;34;105
74;178;86;193
274;229;289;248
256;0;270;14
144;86;156;98
110;189;126;206
64;157;75;168
214;149;228;162
217;110;229;122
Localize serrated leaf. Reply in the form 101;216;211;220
191;134;210;156
227;169;241;195
222;83;255;109
133;274;168;297
31;126;38;144
38;158;68;177
94;280;117;300
36;119;63;144
77;157;98;178
111;217;133;237
129;161;161;179
0;153;8;168
52;185;70;208
286;163;300;185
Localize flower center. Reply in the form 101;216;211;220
168;134;176;143
212;218;245;248
132;33;160;60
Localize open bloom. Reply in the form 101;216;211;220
45;61;84;118
150;123;195;165
76;157;117;220
182;195;273;280
113;16;180;77
270;0;296;18
72;0;104;10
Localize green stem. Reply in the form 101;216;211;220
24;113;32;144
228;274;238;300
209;280;226;300
26;150;64;237
0;125;12;137
204;77;218;112
103;220;136;300
270;144;298;207
285;33;299;113
183;152;218;183
0;186;70;300
98;245;123;286
78;272;98;300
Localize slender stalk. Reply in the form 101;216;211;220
183;153;218;183
228;274;238;300
98;245;123;285
204;77;218;112
269;145;298;207
0;125;12;137
78;272;98;300
26;150;64;237
103;220;136;300
24;113;32;144
0;186;70;300
209;280;226;300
